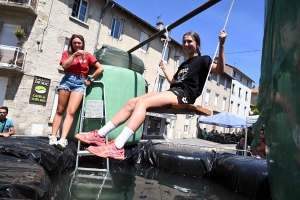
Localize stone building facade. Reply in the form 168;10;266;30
0;0;253;139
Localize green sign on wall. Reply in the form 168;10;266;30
29;76;51;105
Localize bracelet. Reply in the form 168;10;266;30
87;75;95;82
72;53;76;58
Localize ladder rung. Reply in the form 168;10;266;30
72;183;113;189
77;150;93;156
77;167;108;172
76;174;112;180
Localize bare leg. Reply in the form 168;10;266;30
51;90;70;136
110;92;159;127
60;91;83;139
126;91;178;131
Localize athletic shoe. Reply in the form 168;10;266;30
88;140;125;160
75;130;106;146
55;139;68;150
49;135;57;145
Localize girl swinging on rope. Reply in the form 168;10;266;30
76;30;227;160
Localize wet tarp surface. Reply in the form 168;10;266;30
0;155;50;199
210;153;271;199
0;136;77;199
0;136;76;174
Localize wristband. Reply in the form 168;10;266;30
87;75;95;82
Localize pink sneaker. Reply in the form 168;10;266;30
75;130;105;146
87;140;125;160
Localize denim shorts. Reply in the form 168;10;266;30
56;73;86;95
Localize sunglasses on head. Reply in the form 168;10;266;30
72;34;83;38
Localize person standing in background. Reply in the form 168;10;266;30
0;106;15;137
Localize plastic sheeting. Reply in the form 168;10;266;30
0;136;77;199
254;0;300;199
143;140;215;177
94;44;145;74
0;155;50;199
210;153;271;200
0;136;77;174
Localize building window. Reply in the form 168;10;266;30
240;75;242;82
247;80;249;86
63;38;69;51
224;78;227;90
110;16;124;40
72;0;89;22
245;91;248;101
157;76;165;92
233;71;236;77
205;89;210;104
237;103;240;115
214;94;219;107
184;115;191;133
230;101;233;112
139;31;149;53
232;84;235;94
239;88;241;97
163;46;169;62
222;97;226;111
244;106;247;116
178;56;184;66
217;75;220;85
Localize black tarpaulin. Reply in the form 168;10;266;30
210;153;271;200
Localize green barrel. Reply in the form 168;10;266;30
68;65;146;146
258;0;300;199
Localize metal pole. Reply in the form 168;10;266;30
127;0;221;53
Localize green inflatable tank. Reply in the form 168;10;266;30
68;65;146;146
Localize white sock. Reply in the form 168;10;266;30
114;126;134;149
59;138;67;142
98;121;116;137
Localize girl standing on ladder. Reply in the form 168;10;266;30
76;30;227;159
49;34;104;150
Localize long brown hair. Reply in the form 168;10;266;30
183;31;201;54
67;34;85;55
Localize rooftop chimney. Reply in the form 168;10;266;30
156;21;163;31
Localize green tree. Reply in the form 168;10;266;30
252;100;260;115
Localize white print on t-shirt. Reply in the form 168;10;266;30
176;66;189;82
182;97;188;103
79;60;87;63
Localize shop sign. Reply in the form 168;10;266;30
29;76;51;105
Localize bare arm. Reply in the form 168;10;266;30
85;61;104;86
159;60;176;84
0;126;15;137
61;50;86;69
210;30;227;74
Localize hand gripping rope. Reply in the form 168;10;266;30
151;25;171;92
201;0;235;101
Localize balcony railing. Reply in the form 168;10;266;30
0;44;26;71
0;0;37;11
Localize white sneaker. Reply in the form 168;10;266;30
55;138;68;150
49;135;57;145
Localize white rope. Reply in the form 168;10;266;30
200;0;235;106
151;25;171;92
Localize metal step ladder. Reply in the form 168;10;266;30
75;80;109;172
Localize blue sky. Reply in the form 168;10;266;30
114;0;265;87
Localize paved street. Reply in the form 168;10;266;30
148;138;239;154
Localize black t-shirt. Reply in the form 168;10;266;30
171;55;212;102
